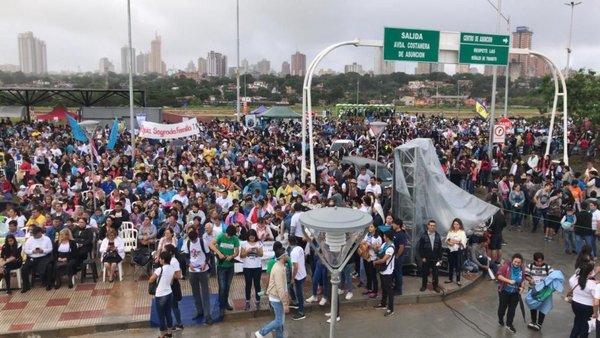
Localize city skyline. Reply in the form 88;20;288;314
0;0;598;75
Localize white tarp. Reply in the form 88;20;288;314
394;138;498;241
139;118;199;140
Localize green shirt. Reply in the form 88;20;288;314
266;256;291;274
215;233;240;268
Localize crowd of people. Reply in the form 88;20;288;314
0;110;597;337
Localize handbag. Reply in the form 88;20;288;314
172;279;182;302
148;267;162;296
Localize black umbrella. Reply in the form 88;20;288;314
518;292;527;323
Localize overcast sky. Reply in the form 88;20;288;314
1;0;598;74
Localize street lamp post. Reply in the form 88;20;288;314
299;207;372;338
369;121;387;178
564;1;582;78
126;0;135;165
236;0;241;122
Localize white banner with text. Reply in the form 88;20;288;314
139;118;199;139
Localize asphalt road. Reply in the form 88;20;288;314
75;223;579;338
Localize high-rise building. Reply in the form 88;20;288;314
256;59;271;75
241;58;249;74
98;57;115;74
136;52;150;74
507;26;548;79
207;51;227;77
291;52;306;76
185;60;197;73
149;34;164;74
0;64;20;72
374;47;395;75
456;64;470;74
344;62;364;74
197;57;207;75
120;45;136;74
18;32;47;74
415;62;444;75
281;61;290;76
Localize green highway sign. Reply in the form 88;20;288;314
384;27;440;62
459;32;510;66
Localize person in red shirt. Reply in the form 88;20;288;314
0;175;12;200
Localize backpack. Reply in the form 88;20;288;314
528;263;553;302
185;237;213;268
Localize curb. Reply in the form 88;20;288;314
9;275;484;337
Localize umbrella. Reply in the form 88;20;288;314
518;293;527;323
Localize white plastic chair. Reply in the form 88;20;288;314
102;261;123;282
119;228;138;255
120;221;134;232
0;267;22;290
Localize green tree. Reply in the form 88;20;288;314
540;69;600;123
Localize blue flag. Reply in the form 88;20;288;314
107;118;118;150
66;115;88;142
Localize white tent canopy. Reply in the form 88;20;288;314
0;106;26;119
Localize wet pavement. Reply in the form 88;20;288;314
70;222;580;338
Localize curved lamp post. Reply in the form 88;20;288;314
368;121;387;178
299;207;372;338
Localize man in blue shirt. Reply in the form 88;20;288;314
391;218;407;295
101;176;116;195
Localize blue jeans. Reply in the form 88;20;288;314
217;266;234;309
564;230;576;253
532;208;547;232
259;300;285;338
339;264;353;293
155;294;173;334
294;278;305;315
393;256;403;292
576;234;596;257
511;206;523;226
312;263;328;297
172;297;181;325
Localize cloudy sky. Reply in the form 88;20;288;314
1;0;598;74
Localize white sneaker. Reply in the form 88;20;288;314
319;298;327;306
255;331;265;338
337;289;345;295
345;292;353;300
306;296;318;303
325;312;331;317
326;317;340;323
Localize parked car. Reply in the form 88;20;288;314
340;156;392;188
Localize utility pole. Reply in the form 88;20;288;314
564;1;582;78
236;0;241;122
487;0;502;158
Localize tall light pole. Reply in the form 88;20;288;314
126;0;135;165
487;0;504;158
236;0;241;122
564;1;582;78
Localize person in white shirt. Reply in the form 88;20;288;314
171;189;189;209
364;177;382;198
216;190;233;213
99;228;125;283
569;262;596;337
373;230;396;317
149;251;177;338
356;167;371;194
241;229;264;311
183;230;213;324
289;236;307;321
21;226;54;292
444;218;468;286
164;244;183;330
